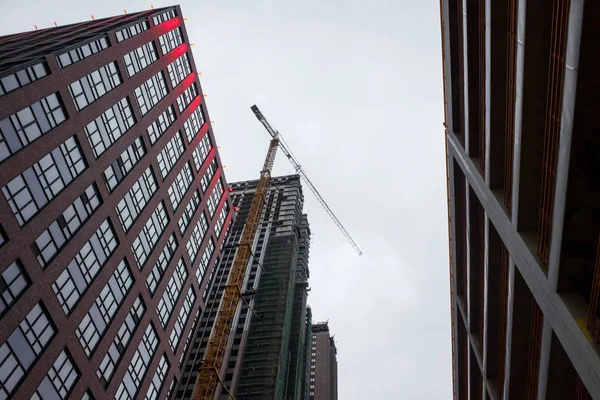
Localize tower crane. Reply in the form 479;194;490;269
191;105;362;400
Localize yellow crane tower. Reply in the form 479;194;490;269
191;105;362;400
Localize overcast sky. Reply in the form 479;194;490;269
1;1;450;398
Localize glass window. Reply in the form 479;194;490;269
176;83;198;113
116;167;157;232
146;233;178;295
199;157;217;193
0;260;30;316
145;354;169;400
131;201;169;269
196;238;214;285
33;184;101;267
33;350;79;399
166;53;191;89
214;203;230;240
156;259;187;328
104;137;146;192
177;309;199;367
57;36;110;68
158;28;183;56
68;62;122;111
167;162;193;211
85;97;136;158
115;323;159;400
2;136;87;226
156;131;185;179
0;92;67;162
168;286;195;351
123;41;158;77
116;20;150;42
146;105;176;145
134;71;168;116
96;296;145;386
152;9;177;26
183;106;205;144
76;260;132;356
186;212;208;264
0;61;49;96
177;190;200;235
52;219;118;314
207;179;224;219
0;303;55;398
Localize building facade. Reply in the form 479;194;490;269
309;322;338;400
0;6;232;399
175;174;312;400
441;0;599;398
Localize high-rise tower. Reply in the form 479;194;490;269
309;322;338;400
0;6;232;399
441;0;600;398
176;174;311;400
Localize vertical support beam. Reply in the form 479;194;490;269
546;0;585;289
536;318;553;400
462;0;470;154
449;153;461;400
482;215;490;394
502;259;516;400
510;0;527;227
484;0;491;184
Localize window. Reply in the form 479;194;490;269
178;309;199;366
33;184;101;267
116;167;157;232
177;190;200;235
156;131;185;179
68;62;121;110
145;354;169;400
115;20;150;42
183;106;205;144
33;350;78;399
85;97;136;158
104;137;146;192
96;296;145;386
134;71;168;116
157;259;188;328
158;28;183;55
146;105;176;145
192;134;213;176
186;212;208;264
176;83;198;113
131;201;169;269
123;41;158;77
58;36;109;68
76;260;132;356
0;61;48;96
166;53;191;88
207;179;224;218
0;92;67;162
153;9;177;25
169;286;195;351
0;303;55;398
115;323;158;400
0;260;29;316
196;238;214;284
167;162;194;210
200;157;217;192
52;219;118;314
214;203;229;239
2;136;87;225
146;234;178;295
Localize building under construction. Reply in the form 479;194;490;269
441;0;600;398
175;174;312;399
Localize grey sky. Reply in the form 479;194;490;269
1;1;450;398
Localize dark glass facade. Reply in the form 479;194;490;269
0;6;232;399
175;174;312;400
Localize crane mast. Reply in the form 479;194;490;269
192;138;279;399
192;104;361;399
